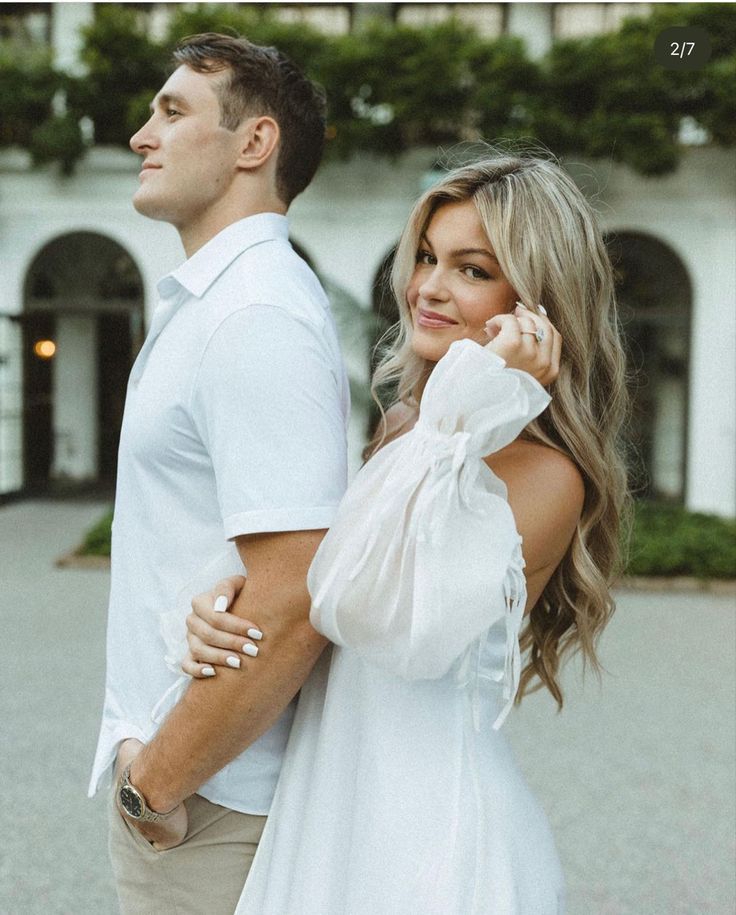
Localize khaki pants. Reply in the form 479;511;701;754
109;788;266;915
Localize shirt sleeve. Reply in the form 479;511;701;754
190;304;348;539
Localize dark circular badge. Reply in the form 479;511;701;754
654;26;712;71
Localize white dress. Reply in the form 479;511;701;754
232;340;566;914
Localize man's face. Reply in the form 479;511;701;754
129;65;245;231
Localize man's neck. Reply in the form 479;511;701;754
180;198;287;259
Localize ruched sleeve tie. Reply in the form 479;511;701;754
308;339;551;729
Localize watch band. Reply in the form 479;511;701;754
118;762;179;823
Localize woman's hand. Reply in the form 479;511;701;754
484;302;561;386
182;575;264;678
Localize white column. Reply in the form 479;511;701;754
51;2;94;76
506;3;553;59
651;376;685;499
51;315;98;483
686;229;736;518
0;318;23;494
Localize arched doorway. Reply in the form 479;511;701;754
21;232;144;493
606;231;691;502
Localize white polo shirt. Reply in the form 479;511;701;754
88;213;349;814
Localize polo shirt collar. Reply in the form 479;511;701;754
160;212;289;300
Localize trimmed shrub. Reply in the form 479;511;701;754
627;501;736;579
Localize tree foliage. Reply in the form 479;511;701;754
73;5;166;144
0;2;733;176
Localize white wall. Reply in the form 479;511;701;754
1;145;734;513
291;149;434;306
574;148;736;517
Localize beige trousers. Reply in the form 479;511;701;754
109;788;266;915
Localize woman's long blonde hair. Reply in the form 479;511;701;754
367;150;630;708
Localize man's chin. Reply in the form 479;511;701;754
132;191;169;222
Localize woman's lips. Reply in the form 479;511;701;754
417;309;458;329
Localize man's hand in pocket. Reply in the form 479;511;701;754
114;738;189;851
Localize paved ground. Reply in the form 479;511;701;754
1;499;734;915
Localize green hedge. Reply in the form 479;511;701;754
78;501;736;580
627;501;736;579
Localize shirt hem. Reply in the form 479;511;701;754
223;505;339;540
196;784;272;817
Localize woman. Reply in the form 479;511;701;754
180;152;629;913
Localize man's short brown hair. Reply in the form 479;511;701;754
172;32;326;206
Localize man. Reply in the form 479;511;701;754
88;33;349;914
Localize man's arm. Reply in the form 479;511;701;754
128;528;328;813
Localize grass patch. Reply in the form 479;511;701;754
78;507;114;557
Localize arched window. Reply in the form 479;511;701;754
606;231;692;502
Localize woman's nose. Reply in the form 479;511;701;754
418;266;448;301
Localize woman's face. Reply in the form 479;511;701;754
407;199;517;363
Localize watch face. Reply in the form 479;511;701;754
120;784;143;819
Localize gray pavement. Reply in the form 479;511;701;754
1;500;734;915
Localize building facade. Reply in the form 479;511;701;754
0;2;734;516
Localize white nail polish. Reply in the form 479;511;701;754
213;595;228;613
243;644;259;657
202;667;216;677
226;656;241;669
247;628;263;640
515;300;529;310
538;304;548;315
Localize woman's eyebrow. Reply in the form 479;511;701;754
420;234;498;263
450;247;498;262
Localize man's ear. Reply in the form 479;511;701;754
236;116;280;171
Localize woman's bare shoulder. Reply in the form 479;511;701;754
491;440;584;500
485;440;585;576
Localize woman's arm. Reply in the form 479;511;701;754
184;306;567;677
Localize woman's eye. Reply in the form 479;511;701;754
463;265;490;280
416;250;436;265
167;109;181;118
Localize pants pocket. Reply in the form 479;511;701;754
109;785;165;858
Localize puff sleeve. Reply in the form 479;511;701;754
308;339;551;727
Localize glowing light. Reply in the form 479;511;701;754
33;339;56;359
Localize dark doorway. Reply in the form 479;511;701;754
22;232;144;495
98;313;133;486
21;312;55;489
